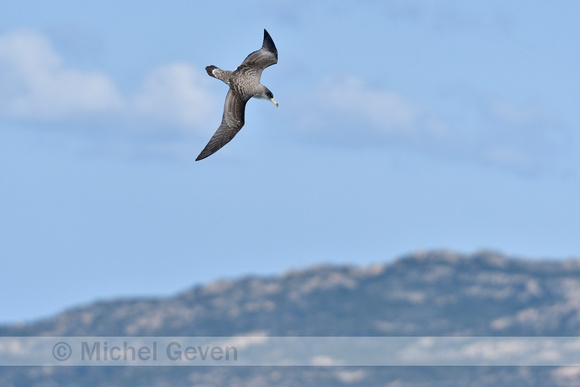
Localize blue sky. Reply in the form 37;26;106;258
2;1;580;323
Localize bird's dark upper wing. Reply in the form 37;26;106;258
239;29;278;71
196;89;249;161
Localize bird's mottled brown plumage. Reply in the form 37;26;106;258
196;29;278;161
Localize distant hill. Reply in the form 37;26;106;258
3;250;580;386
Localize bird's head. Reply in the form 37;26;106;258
267;90;279;107
257;87;278;107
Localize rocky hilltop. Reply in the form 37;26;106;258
2;250;580;386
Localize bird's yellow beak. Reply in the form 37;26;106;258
270;98;279;107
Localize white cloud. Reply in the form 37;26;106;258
476;97;573;173
486;100;554;128
0;30;217;133
299;76;417;131
289;76;575;175
291;75;450;148
0;30;221;159
0;30;123;121
2;30;572;169
323;77;420;131
132;63;215;131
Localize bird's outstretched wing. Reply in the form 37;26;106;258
196;89;249;161
239;29;278;71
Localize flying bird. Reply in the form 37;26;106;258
196;29;279;161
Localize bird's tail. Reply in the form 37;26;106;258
205;65;218;78
205;65;231;84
